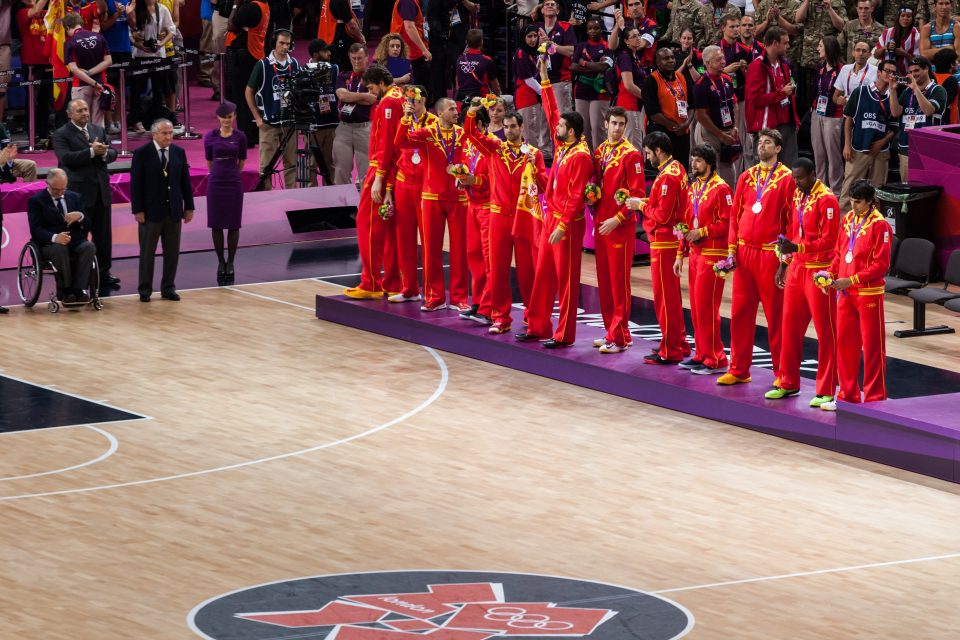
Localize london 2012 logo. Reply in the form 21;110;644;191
188;570;693;640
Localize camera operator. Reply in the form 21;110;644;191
306;38;339;186
245;28;300;190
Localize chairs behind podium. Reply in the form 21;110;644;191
886;240;956;338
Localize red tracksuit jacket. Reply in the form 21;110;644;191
829;208;892;290
464;139;491;206
593;139;645;224
370;85;406;180
788;180;840;269
679;173;732;257
387;111;437;190
542;80;594;233
395;118;468;202
729;162;796;251
641;158;689;243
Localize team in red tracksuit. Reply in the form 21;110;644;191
777;179;841;398
395;112;470;311
723;161;796;383
463;110;548;332
464;138;493;315
828;206;892;403
348;84;405;298
677;171;732;370
520;80;594;345
640;157;691;362
386;109;438;300
593;138;645;350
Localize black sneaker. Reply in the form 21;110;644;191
678;357;701;369
470;313;493;326
458;304;479;320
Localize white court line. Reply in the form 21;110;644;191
0;426;119;481
0;342;448;502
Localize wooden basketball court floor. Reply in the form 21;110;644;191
2;244;960;639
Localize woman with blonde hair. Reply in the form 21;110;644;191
375;33;412;85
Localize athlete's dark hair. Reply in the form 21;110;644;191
643;131;673;156
690;144;718;172
560;111;585;140
363;64;393;86
850;179;876;203
792;157;816;175
503;110;524;126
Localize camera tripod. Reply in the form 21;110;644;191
256;123;333;191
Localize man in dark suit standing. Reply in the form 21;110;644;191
53;99;120;287
130;119;195;302
0;144;18;314
27;168;97;303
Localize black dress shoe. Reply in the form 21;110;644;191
100;272;121;286
542;339;573;349
64;293;77;304
515;332;546;342
76;292;90;303
140;294;151;302
161;291;181;301
0;306;9;314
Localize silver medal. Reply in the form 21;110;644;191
752;201;762;214
520;144;531;154
411;152;422;165
845;250;853;264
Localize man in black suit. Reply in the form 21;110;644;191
53;99;119;287
26;169;97;303
130;119;195;302
0;144;18;314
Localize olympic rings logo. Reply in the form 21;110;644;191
482;607;575;631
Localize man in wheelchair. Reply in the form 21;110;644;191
26;169;97;304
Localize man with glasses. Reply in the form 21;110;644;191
897;55;947;181
839;58;901;211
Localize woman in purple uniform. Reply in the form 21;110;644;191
204;101;248;284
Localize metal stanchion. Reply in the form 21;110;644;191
116;62;133;158
20;67;45;154
218;52;226;105
178;54;200;140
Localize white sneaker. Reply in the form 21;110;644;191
598;342;624;354
388;293;421;303
820;401;838;412
172;124;186;136
593;338;605;348
420;302;447;312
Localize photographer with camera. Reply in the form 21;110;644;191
306;38;339;186
127;0;176;135
245;28;300;190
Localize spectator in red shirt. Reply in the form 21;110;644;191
63;12;113;128
745;26;800;166
614;27;647;149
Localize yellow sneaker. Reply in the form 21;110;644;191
344;287;385;300
717;373;751;385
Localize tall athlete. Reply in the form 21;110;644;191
821;179;892;411
396;97;470;312
460;107;494;325
593;106;645;354
345;65;405;300
630;131;690;364
463;106;548;335
515;56;594;348
767;158;840;407
674;144;732;374
386;86;436;304
718;128;796;386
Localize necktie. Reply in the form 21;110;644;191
82;127;90;143
160;147;168;176
58;198;67;219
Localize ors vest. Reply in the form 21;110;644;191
255;56;301;124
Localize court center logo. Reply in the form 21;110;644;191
188;570;693;640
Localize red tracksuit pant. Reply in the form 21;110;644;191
526;216;586;342
837;291;887;403
688;251;728;368
487;212;517;325
421;198;468;307
779;261;838;395
729;245;784;380
514;233;538;311
393;182;423;297
595;222;636;347
650;243;689;360
356;170;400;293
466;203;492;314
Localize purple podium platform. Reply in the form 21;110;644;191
316;294;960;484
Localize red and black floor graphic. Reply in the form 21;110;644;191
188;570;692;640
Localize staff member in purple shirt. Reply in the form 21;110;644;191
571;16;613;150
63;12;112;129
455;29;502;102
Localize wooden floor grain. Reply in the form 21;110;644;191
0;273;958;640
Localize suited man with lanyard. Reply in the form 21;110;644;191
131;119;196;302
27;169;97;303
53;99;120;287
0;145;19;314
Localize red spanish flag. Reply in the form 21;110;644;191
44;0;69;111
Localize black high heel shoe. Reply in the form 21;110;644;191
225;262;235;284
217;263;226;286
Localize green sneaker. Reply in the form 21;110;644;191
764;387;800;400
809;395;834;408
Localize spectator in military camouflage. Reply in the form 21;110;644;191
754;0;804;62
663;0;701;45
691;0;741;49
796;0;847;118
920;0;960;58
839;0;886;60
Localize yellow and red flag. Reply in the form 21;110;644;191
513;162;545;249
44;0;69;111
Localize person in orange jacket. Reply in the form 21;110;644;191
673;143;732;374
718;128;796;386
515;56;595;348
766;157;841;407
819;179;892;411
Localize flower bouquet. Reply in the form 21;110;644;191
404;86;422;102
712;256;736;279
812;270;833;292
480;94;499;108
584;182;601;205
614;188;630;205
378;202;395;220
674;222;690;241
448;164;470;178
538;41;557;55
774;233;794;264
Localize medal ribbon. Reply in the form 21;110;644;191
797;189;812;236
847;211;870;258
754;162;778;210
436;122;458;164
691;177;708;226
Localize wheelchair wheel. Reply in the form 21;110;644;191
49;300;60;314
93;299;104;311
17;242;43;308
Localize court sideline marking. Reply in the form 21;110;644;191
0;284;449;502
0;426;119;481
